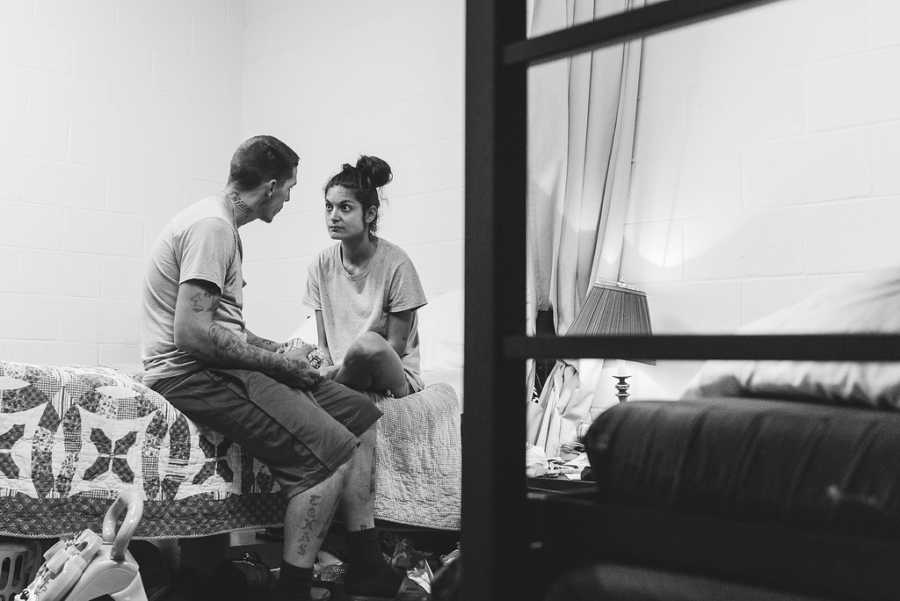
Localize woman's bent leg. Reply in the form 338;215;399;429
335;332;409;397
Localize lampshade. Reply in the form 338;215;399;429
566;280;655;365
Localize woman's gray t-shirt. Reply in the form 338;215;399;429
304;238;427;391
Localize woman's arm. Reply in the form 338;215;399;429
385;309;414;358
315;310;335;366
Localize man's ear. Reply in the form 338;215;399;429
266;179;277;196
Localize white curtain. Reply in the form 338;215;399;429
526;0;644;456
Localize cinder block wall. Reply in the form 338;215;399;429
612;0;900;404
237;0;465;340
0;0;244;367
0;1;464;366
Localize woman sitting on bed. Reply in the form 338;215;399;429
302;155;427;398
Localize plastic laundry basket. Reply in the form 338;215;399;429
0;540;39;601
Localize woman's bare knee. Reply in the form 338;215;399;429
345;332;390;367
343;332;407;396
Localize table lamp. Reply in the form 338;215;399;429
567;281;654;402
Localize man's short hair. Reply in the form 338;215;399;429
228;135;299;191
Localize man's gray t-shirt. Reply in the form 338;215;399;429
141;197;246;386
304;239;427;391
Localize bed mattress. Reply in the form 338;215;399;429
0;360;461;538
586;397;900;538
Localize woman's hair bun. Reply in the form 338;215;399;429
356;155;392;189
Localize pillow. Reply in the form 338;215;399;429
682;267;900;409
417;289;463;373
416;289;464;403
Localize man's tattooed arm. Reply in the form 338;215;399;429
173;280;321;389
246;330;283;353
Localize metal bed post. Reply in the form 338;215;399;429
463;0;527;600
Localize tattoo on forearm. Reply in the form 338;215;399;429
247;332;281;352
207;322;308;375
208;322;246;360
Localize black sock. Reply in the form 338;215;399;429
345;529;403;596
275;561;313;601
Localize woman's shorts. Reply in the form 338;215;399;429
151;369;383;499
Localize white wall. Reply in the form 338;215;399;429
610;0;900;403
0;0;244;368
0;1;462;368
237;0;465;340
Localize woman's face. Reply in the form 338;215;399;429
324;185;372;241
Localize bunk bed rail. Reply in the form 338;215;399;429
463;0;880;600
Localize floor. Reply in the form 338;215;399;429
142;526;457;601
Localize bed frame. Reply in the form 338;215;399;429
462;2;900;600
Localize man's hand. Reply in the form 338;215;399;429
174;281;325;387
275;349;323;390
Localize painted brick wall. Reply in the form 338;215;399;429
612;0;900;404
0;0;244;368
237;0;465;341
0;1;464;366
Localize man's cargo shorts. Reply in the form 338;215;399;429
151;368;382;499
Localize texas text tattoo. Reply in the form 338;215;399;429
297;494;322;557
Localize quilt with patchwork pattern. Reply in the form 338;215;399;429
0;360;461;538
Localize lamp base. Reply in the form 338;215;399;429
613;375;631;403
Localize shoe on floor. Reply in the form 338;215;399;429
344;561;405;600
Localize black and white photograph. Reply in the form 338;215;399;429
0;1;898;600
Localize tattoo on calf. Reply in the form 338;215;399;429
296;495;323;556
208;323;246;360
297;531;311;557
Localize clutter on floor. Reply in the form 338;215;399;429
526;442;591;480
125;525;460;601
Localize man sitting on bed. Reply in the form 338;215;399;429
139;135;403;601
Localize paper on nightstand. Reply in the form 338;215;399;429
562;452;590;479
